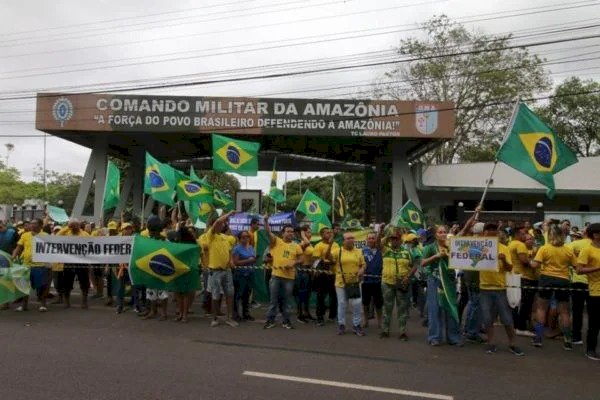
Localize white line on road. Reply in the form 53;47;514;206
242;370;454;400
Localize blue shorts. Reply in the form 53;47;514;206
480;290;513;328
30;267;51;290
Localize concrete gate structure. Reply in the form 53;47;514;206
36;93;455;224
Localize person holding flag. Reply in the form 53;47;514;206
421;225;462;346
312;227;339;326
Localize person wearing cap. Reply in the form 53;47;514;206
312;227;339;326
58;219;91;309
567;227;591;346
379;229;415;340
361;224;384;329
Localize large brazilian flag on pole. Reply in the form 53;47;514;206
129;236;200;292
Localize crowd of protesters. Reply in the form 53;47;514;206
1;209;598;362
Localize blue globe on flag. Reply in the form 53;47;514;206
308;201;319;214
534;137;553;168
149;169;165;189
184;182;200;194
226;146;241;165
149;254;176;276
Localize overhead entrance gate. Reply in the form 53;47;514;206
36;93;455;224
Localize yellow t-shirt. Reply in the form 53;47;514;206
332;247;365;288
301;244;314;266
58;228;90;237
576;245;600;297
534;244;577;280
381;246;412;286
509;240;535;280
205;227;233;269
480;243;512;290
312;241;340;272
270;237;302;280
567;239;591;284
17;231;48;267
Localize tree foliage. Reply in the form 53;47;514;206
197;171;241;197
536;77;600;157
374;15;551;163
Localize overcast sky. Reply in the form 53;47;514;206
0;0;598;195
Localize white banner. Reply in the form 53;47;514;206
449;236;498;271
33;236;134;264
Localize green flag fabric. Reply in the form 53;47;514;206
0;252;31;305
213;189;234;212
296;189;331;221
175;170;214;203
212;134;260;176
47;205;69;224
496;103;578;198
311;214;332;234
128;236;200;292
438;261;459;324
268;158;285;203
184;201;215;224
144;153;177;206
391;200;424;230
102;160;120;211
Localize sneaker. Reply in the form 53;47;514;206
15;305;24;312
379;331;390;339
449;341;464;347
532;337;543;348
585;351;600;361
316;319;325;327
232;315;242;323
210;320;219;328
572;340;584;345
296;315;307;324
242;315;255;322
430;340;440;346
353;325;365;337
563;341;573;351
264;320;276;329
515;329;535;337
398;333;408;341
486;344;498;354
282;321;294;330
116;306;123;314
225;318;239;328
337;324;346;335
465;335;485;344
38;306;48;312
509;345;524;356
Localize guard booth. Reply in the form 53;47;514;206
36;93;455;224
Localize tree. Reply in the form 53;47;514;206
196;171;241;198
374;15;551;163
537;77;600;157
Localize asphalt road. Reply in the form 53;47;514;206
1;296;598;400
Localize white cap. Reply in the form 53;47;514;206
472;222;485;234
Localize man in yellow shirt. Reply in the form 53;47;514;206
479;223;524;356
312;227;339;326
510;225;538;337
568;230;591;345
58;219;91;309
205;211;237;328
12;218;49;312
263;216;302;330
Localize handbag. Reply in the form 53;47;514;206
339;248;361;299
393;254;409;293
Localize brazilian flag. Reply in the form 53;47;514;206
213;189;234;212
311;214;332;235
175;170;214;203
212;134;260;176
391;200;424;230
144;152;177;206
0;251;30;305
497;103;578;198
296;189;331;221
184;201;215;224
128;236;199;292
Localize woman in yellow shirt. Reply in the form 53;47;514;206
576;223;600;361
531;225;578;349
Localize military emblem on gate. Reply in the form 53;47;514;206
52;97;74;127
415;104;438;135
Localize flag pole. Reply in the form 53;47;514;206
479;101;521;207
331;177;336;224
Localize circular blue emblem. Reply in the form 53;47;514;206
149;254;176;276
534;137;553;168
149;169;165;188
308;202;318;213
226;146;241;165
52;97;73;127
184;183;200;194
